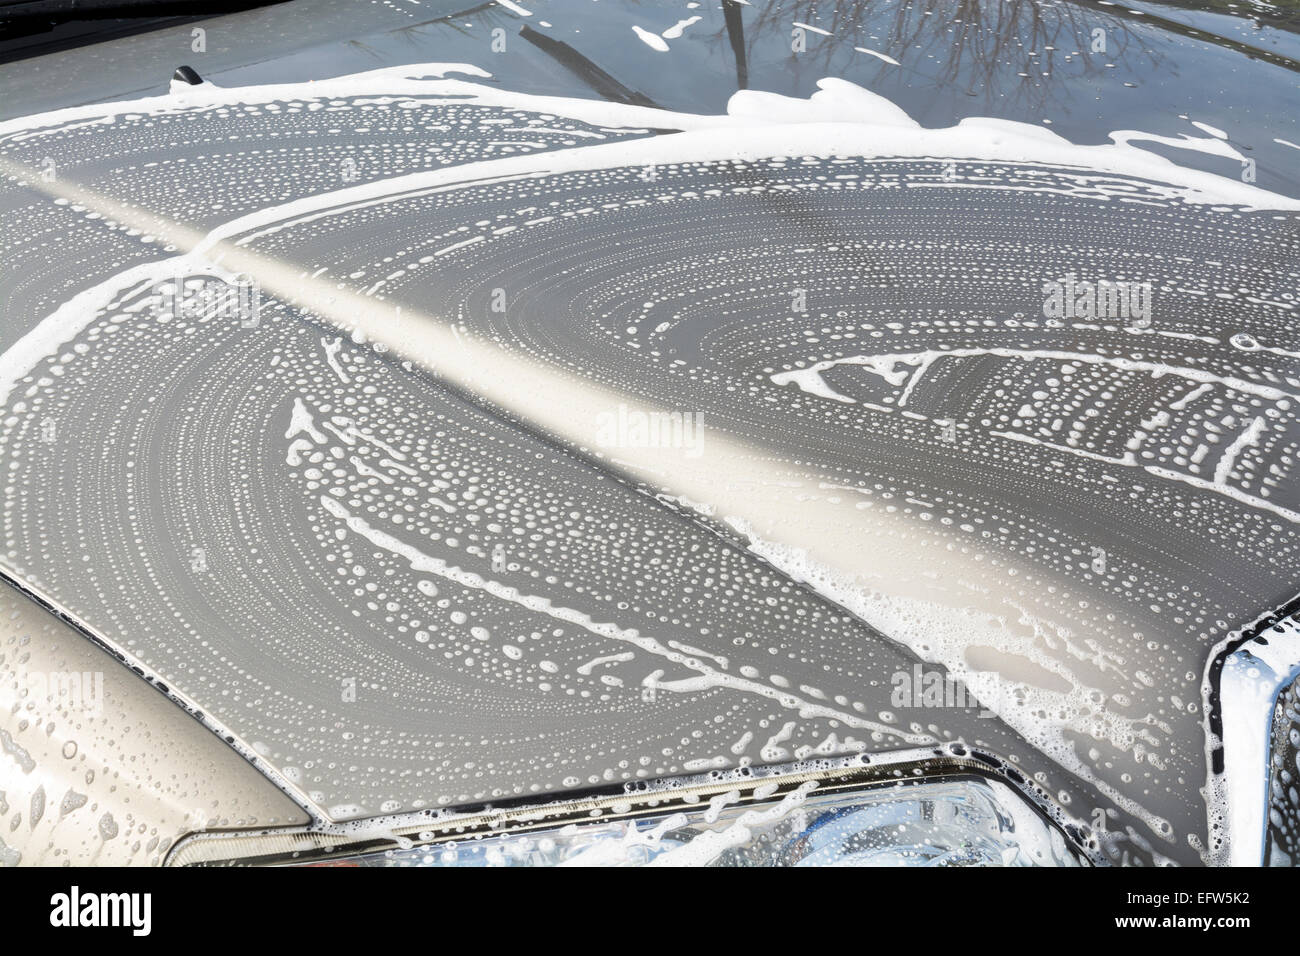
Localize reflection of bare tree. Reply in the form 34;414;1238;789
703;0;1164;114
723;0;749;88
886;0;1160;115
1075;0;1300;69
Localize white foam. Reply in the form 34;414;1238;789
632;25;669;53
855;47;900;66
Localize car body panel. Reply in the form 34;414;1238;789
0;0;1297;866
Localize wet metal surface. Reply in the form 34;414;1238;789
0;1;1297;866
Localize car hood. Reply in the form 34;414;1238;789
0;0;1298;866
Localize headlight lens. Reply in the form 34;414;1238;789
301;774;1083;867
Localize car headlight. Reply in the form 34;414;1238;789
324;776;1081;868
169;753;1092;867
